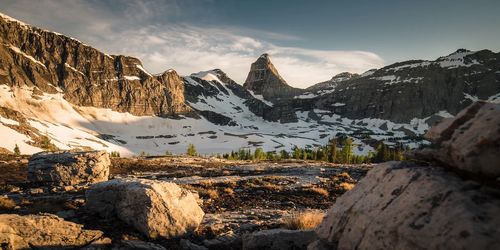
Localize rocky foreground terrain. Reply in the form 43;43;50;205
0;101;499;250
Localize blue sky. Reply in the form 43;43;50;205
1;0;499;87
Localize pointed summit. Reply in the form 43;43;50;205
243;53;302;102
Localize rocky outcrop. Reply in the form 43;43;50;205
0;213;104;249
0;13;190;117
242;229;316;250
28;150;110;186
309;102;500;250
243;54;303;102
310;49;500;122
86;178;204;239
310;161;500;250
423;101;500;178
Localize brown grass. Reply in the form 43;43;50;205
283;211;325;230
199;179;215;187
0;196;16;210
262;183;284;192
223;187;235;196
205;189;219;199
338;172;351;179
339;182;355;191
308;187;329;197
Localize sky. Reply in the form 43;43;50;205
1;0;499;88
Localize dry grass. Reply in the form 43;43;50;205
262;183;284;192
308;187;329;197
338;172;351;179
339;182;355;191
0;196;16;210
199;179;215;187
223;187;235;196
205;189;219;200
283;211;325;230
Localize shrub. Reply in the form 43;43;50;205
0;196;16;210
223;187;235;196
206;189;219;200
110;151;120;157
283;211;324;230
186;143;197;156
339;182;355;191
13;144;20;156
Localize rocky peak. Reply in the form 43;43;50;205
0;12;190;117
243;53;302;102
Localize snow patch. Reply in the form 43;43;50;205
8;45;46;68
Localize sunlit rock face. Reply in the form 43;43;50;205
0;13;190;117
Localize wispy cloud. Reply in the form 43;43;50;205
0;0;385;87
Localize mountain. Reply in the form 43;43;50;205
0;12;499;156
300;49;500;122
0;13;190;117
243;53;303;102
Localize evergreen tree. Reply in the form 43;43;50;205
186;143;197;156
279;150;290;159
341;138;353;164
13;144;20;156
329;138;337;163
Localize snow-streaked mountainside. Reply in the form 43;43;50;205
0;13;499;156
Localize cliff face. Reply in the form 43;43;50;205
0;13;190;117
243;54;303;102
304;49;500;122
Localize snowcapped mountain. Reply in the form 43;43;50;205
0;13;499;156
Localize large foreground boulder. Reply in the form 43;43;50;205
424;101;500;178
28;150;110;186
0;213;104;249
310;161;500;250
86;178;204;239
243;229;316;250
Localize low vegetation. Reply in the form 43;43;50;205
0;196;16;210
283;210;325;230
219;136;407;163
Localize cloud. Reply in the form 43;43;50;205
0;0;385;88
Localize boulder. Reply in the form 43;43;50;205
0;213;104;249
28;150;110;186
242;229;316;250
424;101;500;178
86;178;204;239
310;161;500;250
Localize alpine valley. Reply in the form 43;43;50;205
0;12;499;156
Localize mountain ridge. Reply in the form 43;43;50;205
0;11;499;156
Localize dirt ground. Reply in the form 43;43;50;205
0;154;371;249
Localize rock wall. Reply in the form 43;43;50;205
0;14;190;117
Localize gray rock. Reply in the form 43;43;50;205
28;150;110;186
0;213;104;249
311;161;500;250
242;229;316;250
180;239;209;250
86;178;204;239
424;101;500;178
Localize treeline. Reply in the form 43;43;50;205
220;136;408;164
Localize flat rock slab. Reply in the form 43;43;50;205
28;150;110;186
311;161;500;250
0;213;104;249
86;178;204;239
